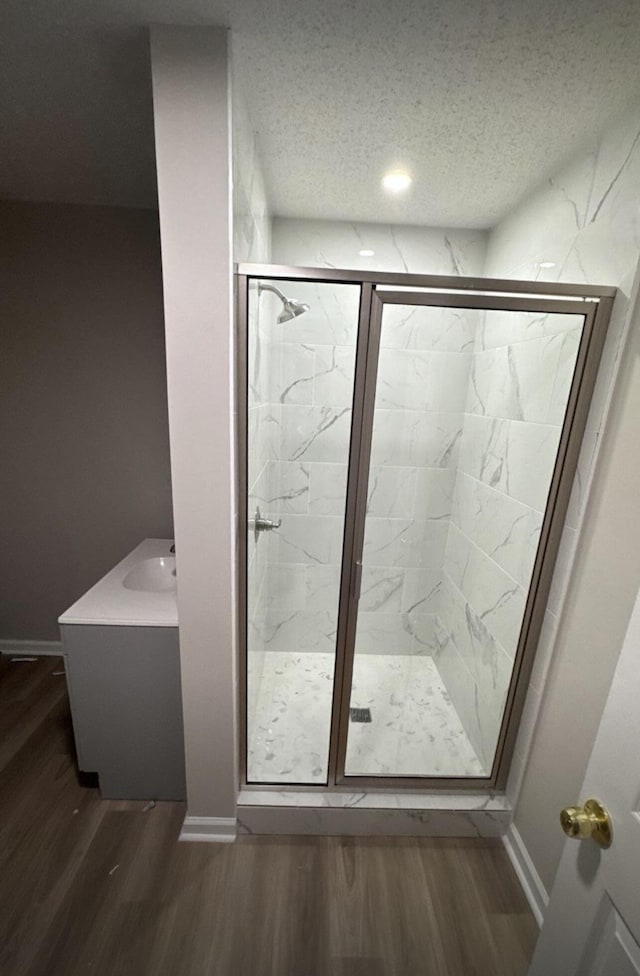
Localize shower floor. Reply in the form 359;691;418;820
247;651;484;784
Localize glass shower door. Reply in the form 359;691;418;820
244;277;362;785
341;292;589;780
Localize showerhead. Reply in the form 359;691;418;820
258;282;310;323
277;297;310;323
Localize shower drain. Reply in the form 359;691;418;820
349;707;372;723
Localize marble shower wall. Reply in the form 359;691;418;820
360;303;477;657
436;309;584;769
232;77;272;723
244;219;489;669
232;77;271;265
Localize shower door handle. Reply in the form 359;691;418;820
350;561;363;601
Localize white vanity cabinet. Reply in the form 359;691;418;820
58;539;185;802
61;623;186;801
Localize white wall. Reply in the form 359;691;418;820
484;103;640;892
150;25;237;839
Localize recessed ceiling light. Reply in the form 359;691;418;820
539;261;556;268
382;170;412;193
359;249;375;257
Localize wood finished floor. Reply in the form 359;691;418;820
0;655;538;976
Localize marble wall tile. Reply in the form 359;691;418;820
359;567;404;613
504;420;562;512
308;462;349;515
269;341;316;405
444;524;526;660
262;460;310;515
232;83;271;266
305;563;342;613
406;612;439;654
252;404;284;462
401;569;442;615
370;410;464;469
354;612;414;655
452;472;542;589
366;465;417;518
459;414;561;512
375;349;471;413
265;565;307;611
363;517;449;570
438;575;501;687
380;304;476;353
278;404;353;463
272;218;487;278
477;310;582;351
247;457;270;512
434;600;512;772
432;628;486;769
260;609;338;654
473;637;513;768
312;344;358;408
414;468;456;520
354;606;438;655
268;513;345;566
466;330;582;425
457;414;508;489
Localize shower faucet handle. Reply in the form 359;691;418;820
252;507;282;541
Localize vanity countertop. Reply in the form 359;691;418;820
58;539;178;628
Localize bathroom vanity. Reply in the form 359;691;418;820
58;539;185;801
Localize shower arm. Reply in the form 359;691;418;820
257;282;288;304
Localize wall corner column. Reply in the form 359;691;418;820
150;24;237;835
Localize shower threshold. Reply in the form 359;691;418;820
236;786;511;837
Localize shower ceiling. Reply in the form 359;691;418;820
2;0;640;227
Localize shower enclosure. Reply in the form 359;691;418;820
237;265;614;791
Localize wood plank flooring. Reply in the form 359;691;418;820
0;655;538;976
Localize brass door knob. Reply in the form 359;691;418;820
560;798;612;848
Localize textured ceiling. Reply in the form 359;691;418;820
2;0;640;227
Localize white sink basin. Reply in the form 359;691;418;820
123;557;177;593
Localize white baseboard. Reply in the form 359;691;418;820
502;823;549;928
0;639;63;658
179;815;237;843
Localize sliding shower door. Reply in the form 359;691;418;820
239;265;613;790
243;277;362;784
339;290;598;783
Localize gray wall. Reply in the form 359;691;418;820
0;200;173;641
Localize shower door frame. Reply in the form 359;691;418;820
236;263;615;793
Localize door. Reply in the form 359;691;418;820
238;266;613;791
527;583;640;975
335;288;602;787
242;276;363;785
